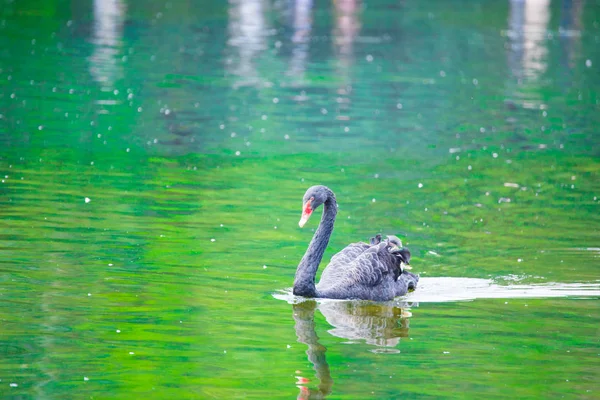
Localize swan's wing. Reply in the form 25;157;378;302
328;242;370;266
318;242;369;287
319;241;400;290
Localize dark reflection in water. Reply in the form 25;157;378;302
293;302;334;399
292;300;413;398
558;0;584;72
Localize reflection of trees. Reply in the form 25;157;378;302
332;0;360;116
226;0;269;88
292;300;415;398
88;0;125;87
287;0;313;83
558;0;584;72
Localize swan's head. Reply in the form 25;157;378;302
299;185;331;227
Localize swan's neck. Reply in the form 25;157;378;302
294;195;337;297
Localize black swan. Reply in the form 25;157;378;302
294;185;419;301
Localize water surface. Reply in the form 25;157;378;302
1;0;599;398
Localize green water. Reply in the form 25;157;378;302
1;0;599;398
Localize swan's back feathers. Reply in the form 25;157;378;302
316;239;406;300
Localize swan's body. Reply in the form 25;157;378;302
293;185;419;301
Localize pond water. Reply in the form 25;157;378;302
1;0;599;398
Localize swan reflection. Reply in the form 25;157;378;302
318;301;414;351
292;299;414;398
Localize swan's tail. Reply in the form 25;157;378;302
384;235;411;266
369;234;382;245
391;247;411;266
368;234;411;266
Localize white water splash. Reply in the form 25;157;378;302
274;277;600;304
405;277;600;302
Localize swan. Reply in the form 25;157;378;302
293;185;419;301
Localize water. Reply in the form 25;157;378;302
1;0;599;398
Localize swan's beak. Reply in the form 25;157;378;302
299;200;313;228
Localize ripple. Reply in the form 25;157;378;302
406;277;600;303
274;277;600;304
